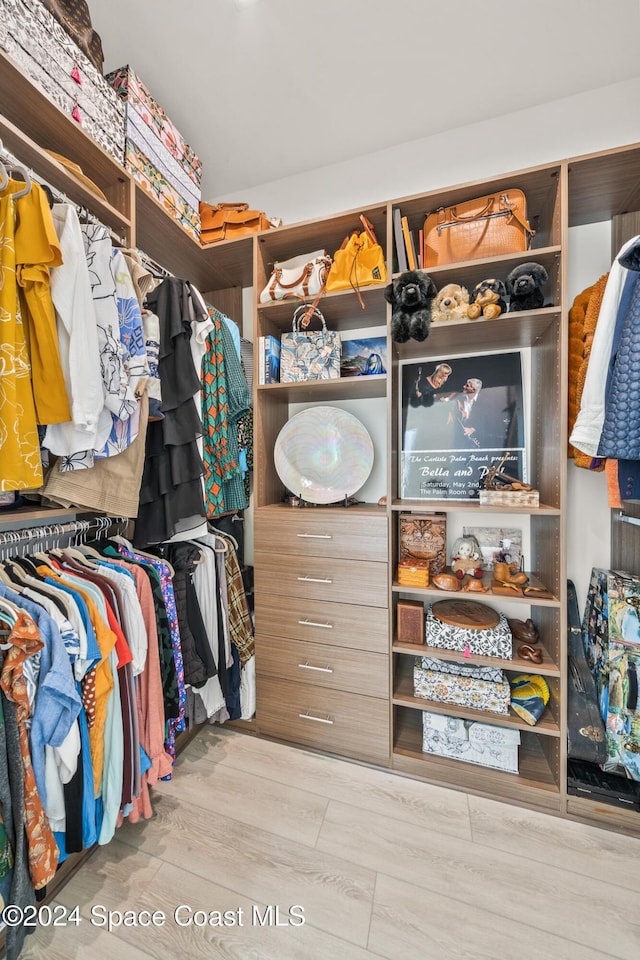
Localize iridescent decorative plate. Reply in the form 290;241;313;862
274;406;374;504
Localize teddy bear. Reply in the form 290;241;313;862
466;278;507;320
430;283;469;323
506;262;549;311
384;269;437;342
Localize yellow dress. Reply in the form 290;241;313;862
11;179;71;425
0;191;42;490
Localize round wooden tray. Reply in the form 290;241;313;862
431;599;500;630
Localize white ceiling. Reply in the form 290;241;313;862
88;0;640;200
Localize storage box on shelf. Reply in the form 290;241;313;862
0;0;125;163
106;64;202;241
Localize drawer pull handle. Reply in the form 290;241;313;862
297;619;333;630
298;662;334;673
296;533;332;539
297;576;333;584
299;712;334;725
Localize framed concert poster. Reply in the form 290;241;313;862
400;350;527;501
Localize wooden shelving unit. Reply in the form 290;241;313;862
4;39;640;833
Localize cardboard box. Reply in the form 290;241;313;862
399;512;447;575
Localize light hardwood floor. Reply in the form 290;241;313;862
18;727;640;960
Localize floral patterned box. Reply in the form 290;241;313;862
0;0;125;163
106;65;202;216
124;140;200;241
421;710;520;773
414;658;511;714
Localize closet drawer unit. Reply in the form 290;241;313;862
257;636;389;698
257;677;390;765
254;594;388;653
255;510;387;562
254;551;387;607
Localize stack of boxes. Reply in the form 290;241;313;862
0;0;125;163
106;66;202;241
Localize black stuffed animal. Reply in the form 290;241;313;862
506;262;548;311
384;270;437;342
467;278;507;320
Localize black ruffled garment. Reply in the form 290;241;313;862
135;279;207;546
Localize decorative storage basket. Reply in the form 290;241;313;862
106;65;202;240
414;657;511;714
422;710;520;773
425;602;513;659
0;0;125;163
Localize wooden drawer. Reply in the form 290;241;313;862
254;594;388;654
257;676;390;765
255;510;387;562
256;635;389;699
254;551;387;607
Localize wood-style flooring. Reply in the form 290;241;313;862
18;727;640;959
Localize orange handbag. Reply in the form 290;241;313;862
423;190;535;267
199;202;273;244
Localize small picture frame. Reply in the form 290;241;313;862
462;525;523;571
340;336;387;377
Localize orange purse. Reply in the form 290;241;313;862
199;202;273;244
423;190;534;267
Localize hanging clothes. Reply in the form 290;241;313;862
11;180;71;426
136;279;207;545
0;189;43;491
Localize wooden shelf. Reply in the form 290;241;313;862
392;499;561;515
395;307;561;357
135;187;254;290
257;284;387;331
392;246;561;289
256;203;389;264
392;569;560;606
393;708;561;808
393;641;561;678
568;141;640;227
0;506;94;533
257;374;387;402
393;665;561;737
0;50;130;206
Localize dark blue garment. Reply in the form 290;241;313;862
598;260;640;459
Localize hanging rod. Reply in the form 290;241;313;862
0;515;129;559
617;512;640;528
134;247;174;279
0;142;127;247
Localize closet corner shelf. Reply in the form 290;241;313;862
397;307;561;357
257;285;388;329
134;186;254;292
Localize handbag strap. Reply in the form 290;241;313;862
359;213;379;246
292;305;327;333
268;262;313;300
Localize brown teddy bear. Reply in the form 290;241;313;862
467;278;507;320
430;283;469;323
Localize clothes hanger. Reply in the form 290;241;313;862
5;158;32;199
0;142;8;192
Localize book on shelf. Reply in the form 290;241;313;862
258;335;281;384
401;215;417;270
418;228;424;269
393;207;408;273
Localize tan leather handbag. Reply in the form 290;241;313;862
200;202;273;244
423;190;535;267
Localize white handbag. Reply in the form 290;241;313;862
259;249;332;303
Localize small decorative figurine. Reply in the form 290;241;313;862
450;534;483;579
